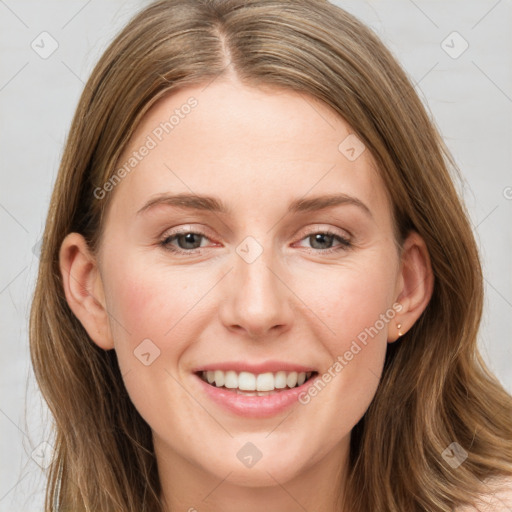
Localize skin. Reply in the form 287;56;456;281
60;77;433;512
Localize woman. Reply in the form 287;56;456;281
29;0;512;510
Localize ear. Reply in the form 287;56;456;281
389;231;434;343
59;232;114;350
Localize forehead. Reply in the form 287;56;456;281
107;79;391;224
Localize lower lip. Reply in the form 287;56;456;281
194;374;317;418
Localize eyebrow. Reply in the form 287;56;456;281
136;192;372;218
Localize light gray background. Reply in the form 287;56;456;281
1;1;511;510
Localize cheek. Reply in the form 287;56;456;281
101;255;206;385
297;255;396;419
104;256;195;341
101;257;201;425
304;256;396;354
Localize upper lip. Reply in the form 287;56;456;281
192;361;317;374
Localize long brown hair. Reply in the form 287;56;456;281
29;0;512;510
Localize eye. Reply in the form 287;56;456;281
159;227;352;256
296;229;352;253
159;230;212;254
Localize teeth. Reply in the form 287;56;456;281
236;389;258;396
274;371;287;389
256;372;274;391
214;370;224;387
286;371;298;388
224;370;238;389
200;370;314;391
238;372;256;391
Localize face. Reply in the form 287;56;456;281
93;79;404;489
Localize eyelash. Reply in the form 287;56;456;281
158;227;352;255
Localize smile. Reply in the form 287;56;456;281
198;370;317;395
192;363;319;417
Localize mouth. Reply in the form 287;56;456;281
196;369;318;396
192;362;320;417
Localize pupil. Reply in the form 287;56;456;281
312;233;333;249
180;233;200;249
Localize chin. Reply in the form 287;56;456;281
214;459;304;488
201;438;309;487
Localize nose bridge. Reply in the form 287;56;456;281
220;234;293;338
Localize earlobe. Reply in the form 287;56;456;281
59;232;114;350
389;231;434;343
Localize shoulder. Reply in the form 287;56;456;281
454;475;512;511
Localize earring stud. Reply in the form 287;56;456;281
397;323;403;337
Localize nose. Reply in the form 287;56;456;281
218;244;294;340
